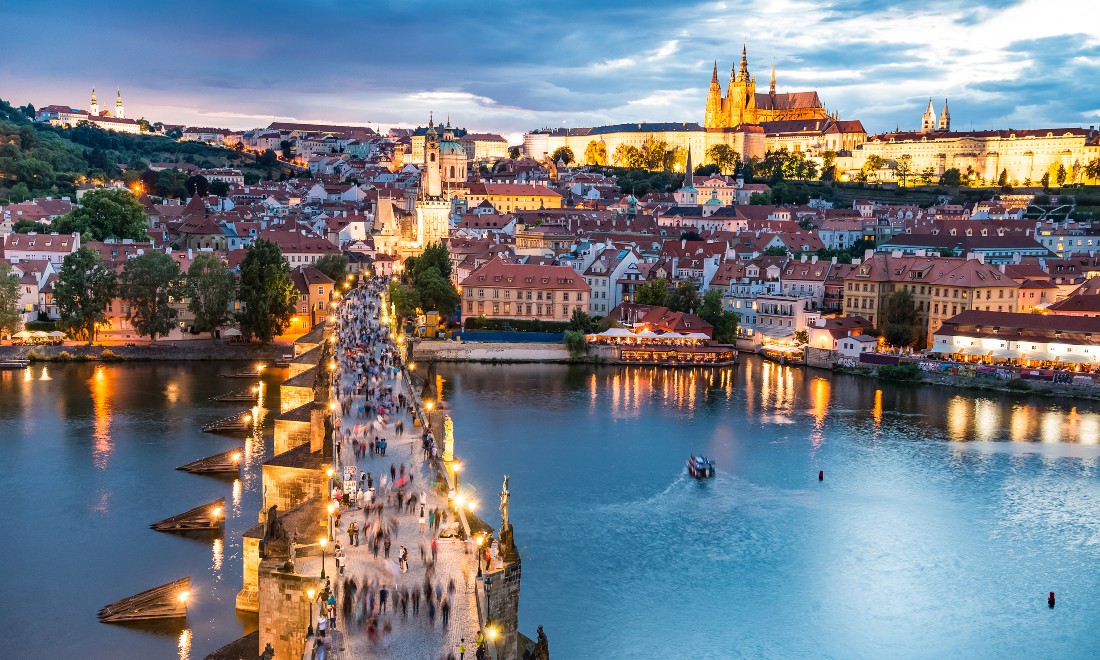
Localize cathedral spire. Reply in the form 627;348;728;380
684;147;694;183
921;98;936;133
938;99;950;132
769;62;776;95
738;44;750;82
711;60;719;84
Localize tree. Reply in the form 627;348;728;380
679;230;703;241
413;267;460;317
820;150;837;182
568;308;594;333
997;168;1008;188
507;146;521;159
119;251;180;341
563;329;588;358
52;188;149;241
862;154;883;182
634;277;669;307
667;280;700;313
748;191;772;205
137;118;152;133
550;146;574;166
895;154;913;187
940;168;962;187
388;282;420;319
1085;158;1100;182
697;289;739;344
184;253;235;338
919;167;936;186
209;180;230;197
0;262;21;337
257;149;278;168
313;254;349;282
584;140;608;166
1041;172;1051;190
1056;163;1067;187
404;243;452;284
236;239;298;343
705;144;741;175
762;246;789;256
12;219;41;234
280;140;294;160
882;289;921;348
793;329;810;345
185;174;210;198
612;144;644;169
6;182;31;203
54;247;117;343
155;168;190;199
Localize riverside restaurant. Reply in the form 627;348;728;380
585;328;738;366
932;310;1100;370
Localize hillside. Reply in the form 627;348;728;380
0;98;298;204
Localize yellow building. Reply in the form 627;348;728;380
463;183;562;213
460;257;589;322
843;254;1019;346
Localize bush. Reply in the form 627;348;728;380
56;351;73;361
26;349;43;361
463;316;570;333
877;363;923;382
1005;378;1032;391
563;330;588;358
99;349;125;362
24;320;57;331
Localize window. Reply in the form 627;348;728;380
478;289;484;298
563;292;570;301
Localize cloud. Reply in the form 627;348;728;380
0;0;1096;137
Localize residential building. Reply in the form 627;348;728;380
460;257;589;322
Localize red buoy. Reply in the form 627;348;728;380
818;470;824;481
1048;591;1056;608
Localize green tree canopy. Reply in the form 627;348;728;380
52;188;149;241
568;308;594;332
584;141;607;166
388;282;421;319
414;267;460;317
404;243;452;284
313;254;349;283
705;144;741;175
119;250;180;341
185;253;235;338
54;246;117;343
550;146;574;165
697;289;739;344
236;239;298;343
208;180;230;197
634;277;669;307
667;280;701;313
940;168;962;187
612;144;644;169
0;262;21;336
895;154;913;187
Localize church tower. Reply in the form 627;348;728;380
769;62;776;97
115;89;124;119
921;99;936;133
726;45;757;126
90;88;99;115
674;148;698;206
938;99;950;132
704;61;724;129
413;113;450;256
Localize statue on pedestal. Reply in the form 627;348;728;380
444;415;455;462
499;475;510;531
498;475;518;563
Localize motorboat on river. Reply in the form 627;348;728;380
687;455;715;479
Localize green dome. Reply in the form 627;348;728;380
439;140;465;155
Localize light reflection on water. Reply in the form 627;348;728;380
439;357;1100;659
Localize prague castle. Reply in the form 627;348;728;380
525;47;864;166
704;46;829;128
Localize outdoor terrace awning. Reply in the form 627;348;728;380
1056;353;1094;364
958;346;986;355
989;348;1022;359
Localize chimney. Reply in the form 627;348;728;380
811;255;819;264
187;248;193;259
892;250;903;258
852;258;862;266
681;238;687;249
998;263;1006;273
801;254;807;263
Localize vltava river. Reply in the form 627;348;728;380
436;357;1100;659
4;358;1100;658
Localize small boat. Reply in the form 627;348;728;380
0;359;30;369
687;455;715;479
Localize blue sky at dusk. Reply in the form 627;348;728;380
1;0;1097;140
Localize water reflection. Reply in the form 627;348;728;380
90;365;112;469
39;365;50;380
178;628;191;660
212;538;223;573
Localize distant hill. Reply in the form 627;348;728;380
0;98;302;204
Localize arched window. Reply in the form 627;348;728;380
450;166;455;178
430;153;436;162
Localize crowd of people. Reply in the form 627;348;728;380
315;275;489;660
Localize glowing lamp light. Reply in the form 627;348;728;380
326;468;334;478
329;402;337;411
212;506;222;519
487;627;498;641
327;503;336;515
425;401;434;412
250;386;258;393
255;363;265;372
178;591;190;603
243;414;252;423
453;462;463;473
307;588;316;601
476;534;485;548
232;452;242;462
465;499;476;512
455;494;466;508
319;537;327;549
408;361;416;370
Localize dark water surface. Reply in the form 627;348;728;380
435;357;1100;659
5;359;1100;658
0;362;273;660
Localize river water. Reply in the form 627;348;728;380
434;357;1100;659
4;358;1100;658
0;362;272;660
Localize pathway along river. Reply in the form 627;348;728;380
3;358;1100;658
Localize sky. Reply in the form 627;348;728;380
1;0;1098;142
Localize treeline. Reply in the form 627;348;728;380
0;98;282;204
50;238;300;344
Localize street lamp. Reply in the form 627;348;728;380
476;534;485;577
453;460;462;490
326;467;334;493
327;502;336;542
319;537;328;580
306;588;316;636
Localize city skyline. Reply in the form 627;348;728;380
1;0;1098;140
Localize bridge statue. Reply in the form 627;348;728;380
499;475;510;531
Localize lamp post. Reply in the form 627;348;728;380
453;460;462;491
476;534;485;577
327;502;336;542
306;588;316;637
319;537;327;580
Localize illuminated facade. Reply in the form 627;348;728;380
704;46;829;129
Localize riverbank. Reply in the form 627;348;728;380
833;361;1100;401
414;340;576;363
0;341;288;362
